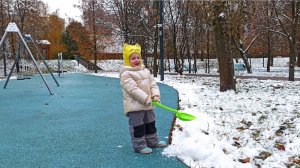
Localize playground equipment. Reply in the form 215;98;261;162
0;22;59;95
16;40;31;80
57;52;64;77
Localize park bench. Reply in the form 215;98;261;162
234;63;246;71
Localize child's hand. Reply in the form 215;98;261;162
152;96;160;102
145;96;152;106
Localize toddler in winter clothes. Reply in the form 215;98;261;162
119;43;167;154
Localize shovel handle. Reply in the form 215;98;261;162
151;101;178;114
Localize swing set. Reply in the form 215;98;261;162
0;22;59;95
15;38;32;80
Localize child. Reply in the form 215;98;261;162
119;43;167;154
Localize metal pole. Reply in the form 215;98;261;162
159;0;164;81
61;53;63;77
0;31;8;76
29;36;60;86
4;53;18;89
0;30;8;46
58;53;61;77
3;40;7;76
17;31;54;95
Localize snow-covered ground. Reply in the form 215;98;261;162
96;57;300;78
1;58;300;167
161;75;300;168
95;58;300;168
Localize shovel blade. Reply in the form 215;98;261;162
152;101;197;121
176;112;196;121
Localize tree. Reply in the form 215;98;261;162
46;13;66;59
272;0;300;81
107;0;160;70
165;0;183;73
80;0;105;73
213;1;236;92
203;0;213;74
263;0;276;72
0;0;9;33
61;28;78;59
189;1;203;74
229;1;262;74
67;20;93;59
13;0;48;40
0;0;10;76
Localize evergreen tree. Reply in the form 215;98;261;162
61;29;78;59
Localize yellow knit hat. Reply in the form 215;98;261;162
123;43;142;66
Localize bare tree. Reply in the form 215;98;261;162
80;0;115;72
13;0;48;39
189;1;203;74
229;1;263;73
271;0;300;81
263;0;276;72
165;0;183;73
80;0;101;73
0;0;10;76
203;0;213;74
0;0;47;75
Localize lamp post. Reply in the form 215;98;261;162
159;0;164;81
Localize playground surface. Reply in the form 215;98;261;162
0;73;187;168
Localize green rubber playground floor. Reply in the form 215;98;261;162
0;73;187;168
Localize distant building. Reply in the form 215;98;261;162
97;21;123;54
37;40;51;59
99;32;123;53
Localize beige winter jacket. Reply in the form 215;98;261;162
120;65;160;116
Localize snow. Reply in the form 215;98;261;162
161;75;299;167
37;40;51;45
1;57;300;167
219;12;225;18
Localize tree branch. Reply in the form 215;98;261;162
261;26;289;37
245;30;261;52
273;2;290;37
281;12;293;22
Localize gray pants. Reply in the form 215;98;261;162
128;110;159;152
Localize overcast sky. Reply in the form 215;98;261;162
42;0;82;23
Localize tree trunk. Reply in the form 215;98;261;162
297;51;300;67
288;42;296;81
187;47;191;74
266;0;271;72
287;1;299;81
241;52;252;73
192;33;198;73
206;29;210;73
213;1;236;92
193;52;197;73
267;30;271;72
172;24;180;73
1;0;6;76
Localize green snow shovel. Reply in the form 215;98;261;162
151;101;196;121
